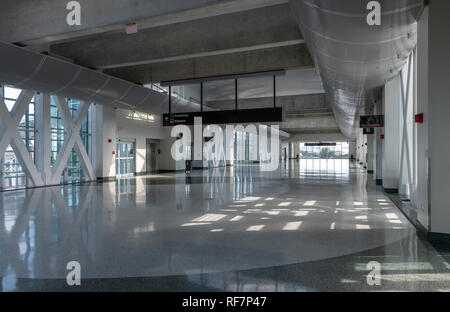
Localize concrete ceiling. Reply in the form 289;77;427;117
46;3;312;84
0;0;343;139
0;0;290;45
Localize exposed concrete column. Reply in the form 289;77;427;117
382;75;402;192
280;141;288;160
355;130;366;167
349;141;356;160
362;135;367;168
367;135;374;174
34;93;52;184
293;143;300;159
356;132;361;162
279;140;284;160
362;134;368;168
374;129;383;184
360;134;367;169
373;99;384;184
92;105;117;181
416;2;450;235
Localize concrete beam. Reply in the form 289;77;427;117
104;44;313;84
50;4;301;70
288;132;351;143
280;115;339;133
1;0;288;45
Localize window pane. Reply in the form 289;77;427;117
204;79;235;111
238;76;273;109
4;86;21;100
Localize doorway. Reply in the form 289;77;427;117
116;140;136;177
146;142;158;173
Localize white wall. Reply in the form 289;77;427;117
159;127;186;171
413;1;450;234
116;109;165;174
382;76;402;190
93;105;117;179
95;107;170;178
415;6;430;230
426;1;450;234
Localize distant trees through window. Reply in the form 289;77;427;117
300;142;349;159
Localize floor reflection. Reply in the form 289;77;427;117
0;161;448;292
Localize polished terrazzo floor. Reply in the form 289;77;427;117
0;160;449;291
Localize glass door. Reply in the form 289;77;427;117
116;140;136;177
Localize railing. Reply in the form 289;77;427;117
147;83;201;105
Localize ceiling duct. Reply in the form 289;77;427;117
289;0;424;138
0;40;207;114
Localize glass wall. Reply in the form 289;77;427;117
233;130;257;164
204;79;236;110
147;75;277;113
146;82;204;113
146;83;168;94
115;140;136;177
0;86;35;190
50;98;91;184
238;75;274;109
300;142;349;159
0;85;92;191
298;142;350;178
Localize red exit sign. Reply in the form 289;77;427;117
126;23;138;34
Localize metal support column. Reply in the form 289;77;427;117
200;82;203;113
169;85;172;114
235;79;238;110
273;75;277;108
